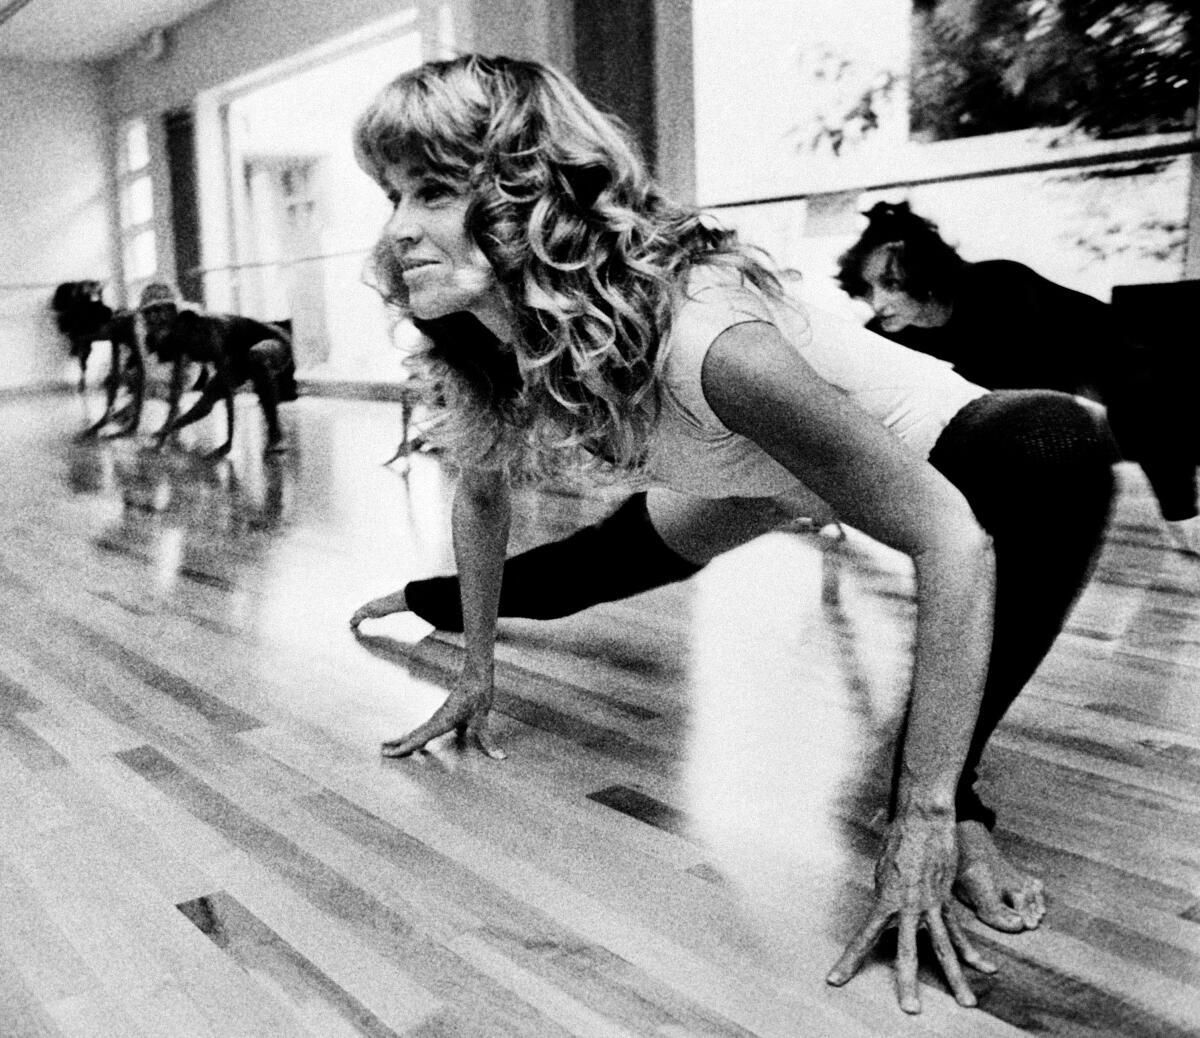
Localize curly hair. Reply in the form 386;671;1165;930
354;53;785;479
836;201;966;305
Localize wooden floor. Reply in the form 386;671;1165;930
1;390;1197;1037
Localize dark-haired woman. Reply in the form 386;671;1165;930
839;201;1199;552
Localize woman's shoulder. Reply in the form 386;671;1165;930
965;259;1099;313
679;260;773;300
654;265;779;425
671;263;782;345
968;258;1038;281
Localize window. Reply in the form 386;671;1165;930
691;0;1197;306
117;117;157;298
218;23;422;381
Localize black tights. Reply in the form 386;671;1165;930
405;492;702;631
405;390;1115;829
910;390;1114;827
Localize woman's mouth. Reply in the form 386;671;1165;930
401;260;438;279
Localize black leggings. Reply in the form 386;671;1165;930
405;390;1115;828
915;390;1114;827
405;492;702;630
1105;382;1198;520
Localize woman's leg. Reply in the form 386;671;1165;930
401;490;795;631
404;491;702;631
927;390;1115;928
1105;368;1199;522
247;339;287;449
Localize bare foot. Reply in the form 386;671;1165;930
954;820;1045;933
350;588;409;630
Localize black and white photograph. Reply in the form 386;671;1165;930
0;2;1197;1034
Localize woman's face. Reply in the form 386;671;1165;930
859;246;948;333
141;303;177;345
380;161;512;338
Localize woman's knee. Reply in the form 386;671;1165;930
248;338;288;376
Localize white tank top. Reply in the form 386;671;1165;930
643;265;987;497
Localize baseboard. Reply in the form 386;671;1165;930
0;381;77;400
0;380;412;404
296;379;411;402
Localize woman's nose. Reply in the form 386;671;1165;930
386;202;422;243
869;287;896;312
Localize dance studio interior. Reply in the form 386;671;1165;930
1;1;1197;1035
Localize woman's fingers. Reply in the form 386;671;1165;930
468;717;508;760
381;697;471;757
829;903;997;1015
380;717;456;757
895;911;922;1014
926;910;977;1008
944;911;998;974
826;908;890;987
382;693;504;760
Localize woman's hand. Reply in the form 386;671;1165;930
349;590;408;630
380;667;506;760
150;424;178;452
826;809;996;1013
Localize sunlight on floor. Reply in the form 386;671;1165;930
685;531;916;945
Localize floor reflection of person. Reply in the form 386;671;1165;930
137;282;298;458
838;200;1199;554
346;55;1114;1013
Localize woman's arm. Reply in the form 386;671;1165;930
157;369;230;449
209;351;236;457
381;465;511;759
154;321;237;456
701;319;997;1013
151;354;190;447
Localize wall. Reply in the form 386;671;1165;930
0;59;114;390
104;0;574;120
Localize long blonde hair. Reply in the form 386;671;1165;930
355;53;784;478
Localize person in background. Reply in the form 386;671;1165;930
137;282;298;457
837;200;1199;554
51;281;145;436
51;280;110;392
346;53;1114;1013
77;307;146;439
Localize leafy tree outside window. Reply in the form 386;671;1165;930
910;0;1195;142
803;0;1195;154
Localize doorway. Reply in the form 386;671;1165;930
220;26;424;383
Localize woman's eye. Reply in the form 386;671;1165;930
384;179;456;208
418;182;452;202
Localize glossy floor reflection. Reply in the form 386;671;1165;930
0;390;1196;1037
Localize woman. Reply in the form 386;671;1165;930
138;282;296;457
354;167;1116;953
350;54;1090;1013
838;200;1199;553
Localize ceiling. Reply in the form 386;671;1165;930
0;0;220;63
